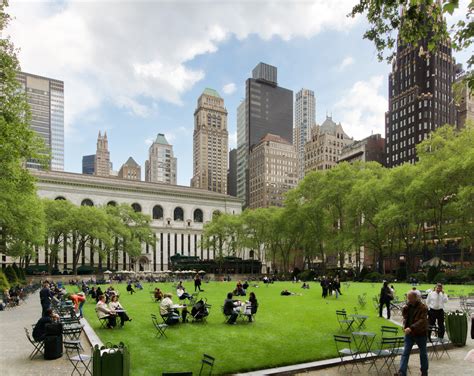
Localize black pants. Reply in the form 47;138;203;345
107;315;117;328
194;283;201;291
41;303;50;317
379;300;391;319
117;312;130;326
471;318;474;339
227;311;238;324
429;308;445;338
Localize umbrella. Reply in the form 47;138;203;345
421;257;451;268
198;270;206;274
103;270;112;274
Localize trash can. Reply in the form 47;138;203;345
92;342;130;376
445;310;468;346
44;322;63;360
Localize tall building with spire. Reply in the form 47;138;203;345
191;88;228;193
145;133;177;185
385;10;456;167
293;88;316;181
94;131;110;177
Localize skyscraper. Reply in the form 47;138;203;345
227;148;237;197
304;116;352;172
385;21;456;167
94;131;110;177
236;62;293;207
82;154;95;175
455;72;474;129
191;88;228;193
17;72;64;171
248;133;298;208
145;133;177;185
293;88;316;181
118;157;141;180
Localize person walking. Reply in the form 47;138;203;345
426;283;448;338
194;273;202;292
379;281;393;319
39;282;54;317
396;290;429;376
320;277;328;299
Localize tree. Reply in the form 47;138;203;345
105;204;154;265
0;0;46;261
349;0;473;90
68;205;112;274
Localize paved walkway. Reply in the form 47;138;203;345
0;294;92;376
238;299;474;375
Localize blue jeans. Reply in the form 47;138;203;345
399;334;428;376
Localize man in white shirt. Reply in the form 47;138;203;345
426;283;448;338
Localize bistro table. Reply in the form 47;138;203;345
352;331;377;360
349;314;369;329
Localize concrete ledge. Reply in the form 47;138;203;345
81;317;103;348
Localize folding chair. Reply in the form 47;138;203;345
64;340;92;376
369;337;399;374
199;354;215;376
336;310;355;331
222;306;232;323
381;325;399;336
63;324;84;342
333;335;359;374
428;325;450;359
24;327;44;359
151;314;168;339
386;336;405;372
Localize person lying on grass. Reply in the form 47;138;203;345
280;290;302;296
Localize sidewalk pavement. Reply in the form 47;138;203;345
0;294;92;376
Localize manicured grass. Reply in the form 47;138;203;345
73;281;470;375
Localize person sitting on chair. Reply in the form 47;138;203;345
109;295;132;327
154;288;164;302
160;293;187;324
95;287;103;303
234;281;246;296
176;284;192;301
134;281;143;290
223;292;239;325
96;294;117;329
244;292;258;322
126;281;135;295
32;308;60;342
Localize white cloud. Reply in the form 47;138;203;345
337;56;355;71
222;83;237;95
6;0;359;133
334;75;387;140
145;138;154;146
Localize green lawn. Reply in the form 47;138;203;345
71;281;469;375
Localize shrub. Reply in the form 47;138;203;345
433;272;447;284
427;266;439;283
359;267;370;281
4;266;18;285
396;267;407;281
363;272;383;282
409;272;427;283
0;270;10;292
298;270;316;281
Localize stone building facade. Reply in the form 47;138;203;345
94;131;111;177
118;157;141;181
0;171;246;272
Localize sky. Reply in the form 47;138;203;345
6;0;471;186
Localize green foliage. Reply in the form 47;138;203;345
396;267;407;281
349;0;473;91
433;272;447;283
409;272;427;283
3;265;17;284
427;265;440;282
0;270;10;291
363;272;384;282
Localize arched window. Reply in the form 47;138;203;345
249;250;255;259
131;203;142;213
193;209;203;223
81;199;94;206
153;205;163;220
107;201;117;206
212;210;221;220
174;207;184;221
55;196;66;201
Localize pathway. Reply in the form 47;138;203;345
0;294;92;376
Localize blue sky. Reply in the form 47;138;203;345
7;1;470;185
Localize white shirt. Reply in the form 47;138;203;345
426;291;448;310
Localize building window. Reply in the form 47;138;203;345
131;203;142;212
174;207;184;221
81;199;94;206
152;205;163;220
193;209;203;223
107;201;117;206
55;196;66;201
